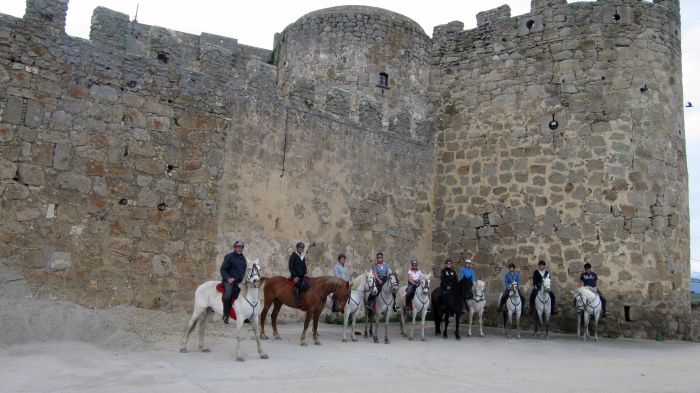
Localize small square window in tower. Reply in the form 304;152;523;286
377;73;389;89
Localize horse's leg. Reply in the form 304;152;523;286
384;309;390;344
583;311;590;341
468;308;473;337
455;310;461;340
271;300;283;339
442;312;449;339
372;310;379;343
545;309;550;340
250;314;269;359
312;311;322;345
516;307;521;339
478;309;484;337
198;308;212;352
577;312;582;338
399;306;406;337
260;297;271;340
342;305;351;342
300;311;312;346
235;319;245;362
409;309;417;341
420;308;427;341
593;312;599;342
364;308;370;338
433;306;441;336
180;307;202;353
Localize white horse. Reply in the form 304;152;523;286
466;280;486;337
397;273;432;341
180;260;268;361
364;272;399;344
340;271;377;342
502;281;522;339
533;277;552;339
573;286;602;341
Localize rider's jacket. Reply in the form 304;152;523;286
220;252;247;284
440;267;457;289
504;271;520;289
532;269;549;290
580;271;598;287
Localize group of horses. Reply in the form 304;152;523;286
180;261;605;361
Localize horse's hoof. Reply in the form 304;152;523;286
364;333;368;339
260;354;269;359
408;336;413;341
314;341;321;346
179;348;187;353
342;338;347;342
384;339;390;344
201;348;210;353
517;335;521;339
274;335;282;340
421;337;425;342
479;333;484;337
373;337;379;343
301;342;308;346
236;357;245;362
468;333;472;337
260;334;269;340
456;336;461;341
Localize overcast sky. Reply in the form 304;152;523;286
1;0;699;274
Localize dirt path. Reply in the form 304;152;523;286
1;304;698;393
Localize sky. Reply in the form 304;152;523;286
1;0;699;275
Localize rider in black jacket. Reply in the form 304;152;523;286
220;240;247;324
529;260;557;315
289;242;308;308
439;259;458;295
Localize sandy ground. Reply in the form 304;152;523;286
1;298;699;393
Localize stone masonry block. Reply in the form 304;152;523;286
17;163;44;185
53;144;71;170
48;251;72;270
3;96;24;124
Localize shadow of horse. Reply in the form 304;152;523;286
431;277;472;340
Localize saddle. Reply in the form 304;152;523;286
215;283;237;320
287;277;311;290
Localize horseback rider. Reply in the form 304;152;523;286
439;259;458;295
497;263;526;313
220;240;247;324
459;258;476;300
289;242;308;309
331;253;350;312
459;258;476;283
529;260;557;315
368;252;392;308
405;260;422;311
579;262;607;318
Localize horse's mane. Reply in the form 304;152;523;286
238;265;253;298
578;286;596;297
349;272;368;288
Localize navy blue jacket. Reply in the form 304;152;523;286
289;252;307;279
220;252;247;283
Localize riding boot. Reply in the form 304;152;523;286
222;299;231;324
293;286;302;308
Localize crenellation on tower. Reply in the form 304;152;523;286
23;0;68;35
476;5;511;28
90;7;129;52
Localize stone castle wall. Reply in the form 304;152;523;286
0;0;689;338
0;0;434;312
429;0;687;338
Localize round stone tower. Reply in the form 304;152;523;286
429;0;687;338
275;6;431;137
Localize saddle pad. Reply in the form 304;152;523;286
215;283;237;320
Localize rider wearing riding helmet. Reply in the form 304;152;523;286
220;240;247;324
579;262;607;318
529;260;557;315
405;260;422;311
497;263;526;313
368;252;393;308
289;242;308;309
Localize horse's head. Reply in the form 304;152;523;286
365;271;378;296
508;281;519;297
542;277;551;292
572;288;586;311
420;273;432;295
246;259;261;287
334;279;352;312
474;280;485;296
388;273;399;295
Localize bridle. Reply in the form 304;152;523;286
379;273;399;305
507;282;521;308
348;274;376;307
536;281;551;306
241;263;260;311
412;276;431;313
471;284;485;304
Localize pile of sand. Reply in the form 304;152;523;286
0;298;150;352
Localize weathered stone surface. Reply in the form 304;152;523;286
53;144;71;170
56;172;91;193
48;251;72;270
17;163;44;185
0;157;17;179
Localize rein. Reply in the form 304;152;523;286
412;278;430;313
240;264;261;312
471;291;485;304
576;290;601;313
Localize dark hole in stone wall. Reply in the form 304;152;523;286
624;305;631;322
526;20;535;30
157;52;169;63
613;13;621;22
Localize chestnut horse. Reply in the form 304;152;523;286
259;276;351;346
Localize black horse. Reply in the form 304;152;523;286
431;277;473;340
